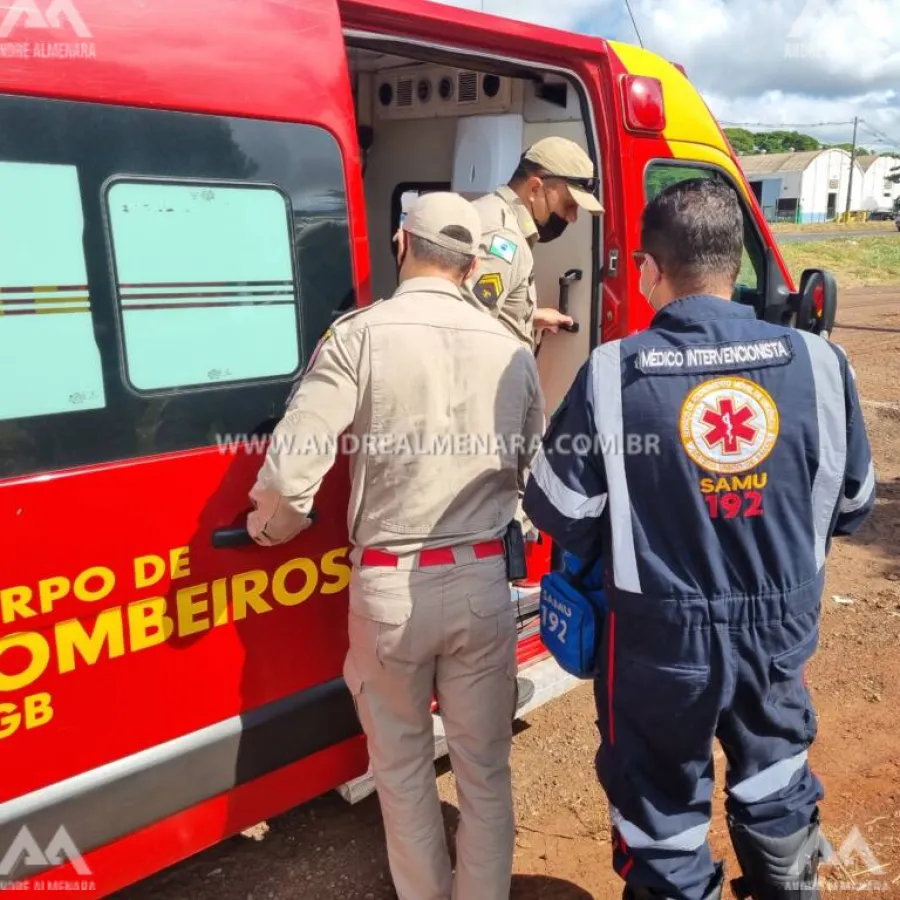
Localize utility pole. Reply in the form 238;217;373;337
845;115;858;218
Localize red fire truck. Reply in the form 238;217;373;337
0;0;834;893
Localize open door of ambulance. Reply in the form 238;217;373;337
0;0;370;893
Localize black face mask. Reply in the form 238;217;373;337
537;213;568;243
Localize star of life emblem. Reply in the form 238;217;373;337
680;377;779;474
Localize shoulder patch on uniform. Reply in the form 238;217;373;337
488;235;517;264
474;272;504;308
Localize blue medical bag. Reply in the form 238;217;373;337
539;551;608;679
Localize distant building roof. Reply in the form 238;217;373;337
737;149;829;176
857;153;900;172
857;154;879;172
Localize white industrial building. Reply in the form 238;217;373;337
738;149;865;223
857;154;900;214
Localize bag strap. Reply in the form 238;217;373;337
566;541;606;591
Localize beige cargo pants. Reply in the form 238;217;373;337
343;546;518;900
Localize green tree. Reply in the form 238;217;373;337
645;166;714;199
724;128;756;154
753;130;820;153
828;143;872;155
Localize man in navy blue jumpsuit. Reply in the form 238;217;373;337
523;178;875;900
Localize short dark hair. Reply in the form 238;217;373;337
408;225;474;277
640;177;743;295
509;156;546;184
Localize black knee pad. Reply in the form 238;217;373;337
728;810;829;899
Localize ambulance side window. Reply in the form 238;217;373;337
105;180;300;392
0;161;106;422
0;93;354;480
644;162;765;295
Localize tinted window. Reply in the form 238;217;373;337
644;162;764;294
0;95;354;479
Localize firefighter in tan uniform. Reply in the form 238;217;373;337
467;136;604;350
247;192;544;900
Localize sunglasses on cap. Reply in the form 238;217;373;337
533;165;598;192
544;173;599;194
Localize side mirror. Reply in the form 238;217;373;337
791;268;837;338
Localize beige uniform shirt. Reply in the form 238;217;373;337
465;186;539;351
249;276;545;557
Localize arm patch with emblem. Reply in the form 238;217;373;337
489;234;517;264
474;273;504;308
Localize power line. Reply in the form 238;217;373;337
858;120;900;151
719;120;857;128
719;118;900;149
622;0;644;47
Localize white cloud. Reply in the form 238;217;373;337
445;0;618;28
438;0;900;151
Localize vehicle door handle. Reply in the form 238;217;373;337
558;268;582;333
211;508;317;549
211;526;253;549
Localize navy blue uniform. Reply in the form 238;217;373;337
523;294;875;900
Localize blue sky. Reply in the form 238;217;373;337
439;0;900;154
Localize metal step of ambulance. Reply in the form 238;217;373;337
512;583;541;641
336;586;580;806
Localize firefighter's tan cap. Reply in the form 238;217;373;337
403;191;482;255
523;137;604;214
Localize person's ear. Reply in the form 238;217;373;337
393;228;406;262
464;257;479;283
527;174;544;202
645;253;661;280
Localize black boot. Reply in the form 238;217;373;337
515;677;535;712
728;809;829;899
622;863;725;900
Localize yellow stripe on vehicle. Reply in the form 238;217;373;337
608;41;754;202
609;40;732;153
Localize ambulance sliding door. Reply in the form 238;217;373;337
524;75;601;416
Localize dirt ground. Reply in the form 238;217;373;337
119;287;900;900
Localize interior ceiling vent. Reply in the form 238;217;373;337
457;72;478;103
396;77;413;107
372;65;513;120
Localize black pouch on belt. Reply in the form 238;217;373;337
503;520;528;581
